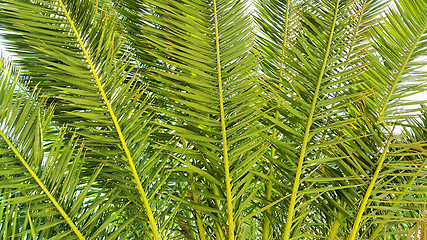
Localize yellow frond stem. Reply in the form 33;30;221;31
57;1;161;239
213;0;234;238
0;130;85;240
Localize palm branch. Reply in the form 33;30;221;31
1;0;427;239
0;0;168;238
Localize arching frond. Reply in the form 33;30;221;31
0;58;130;239
0;1;166;238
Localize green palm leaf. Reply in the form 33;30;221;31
113;0;268;239
0;58;128;239
368;0;427;121
1;0;427;239
255;0;385;238
0;0;165;238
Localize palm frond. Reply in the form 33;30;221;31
0;0;166;238
255;0;381;238
1;0;427;239
367;0;427;122
0;58;129;239
113;0;269;239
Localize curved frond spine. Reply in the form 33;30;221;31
0;130;85;240
368;0;427;120
347;135;392;240
283;0;341;239
57;1;161;239
379;22;427;118
213;0;234;238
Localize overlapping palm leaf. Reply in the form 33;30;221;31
367;0;427;122
255;0;387;239
0;58;132;239
0;0;167;238
323;109;427;240
113;0;269;239
1;0;427;239
336;1;427;239
294;1;427;239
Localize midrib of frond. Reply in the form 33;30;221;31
213;0;234;239
347;136;392;240
379;21;427;118
283;1;341;239
0;130;85;240
56;1;162;239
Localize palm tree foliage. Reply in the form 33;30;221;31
1;0;427;239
